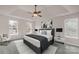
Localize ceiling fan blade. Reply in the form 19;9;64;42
38;15;42;17
38;11;41;13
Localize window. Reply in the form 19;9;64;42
25;22;33;34
64;18;78;39
9;20;18;35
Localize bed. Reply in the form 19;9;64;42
23;29;55;54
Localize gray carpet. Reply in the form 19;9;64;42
14;40;58;54
0;40;58;54
0;42;19;54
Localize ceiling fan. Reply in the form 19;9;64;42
28;5;42;17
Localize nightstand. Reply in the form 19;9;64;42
55;36;64;44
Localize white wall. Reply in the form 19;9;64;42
1;12;79;46
0;15;9;35
34;17;64;36
34;12;79;46
0;15;34;39
53;13;79;46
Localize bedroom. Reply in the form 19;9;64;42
0;5;79;54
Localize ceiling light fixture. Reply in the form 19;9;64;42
27;5;42;17
32;5;42;17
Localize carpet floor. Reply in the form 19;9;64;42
0;42;19;54
0;40;58;54
14;40;58;54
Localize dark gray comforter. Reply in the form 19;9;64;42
26;34;49;52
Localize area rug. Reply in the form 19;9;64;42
14;40;58;54
0;42;19;54
43;45;58;54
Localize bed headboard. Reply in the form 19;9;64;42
39;29;55;36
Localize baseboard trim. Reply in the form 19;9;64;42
55;41;64;44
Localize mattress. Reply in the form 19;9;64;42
24;35;52;48
24;36;40;48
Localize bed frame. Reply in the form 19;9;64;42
23;39;53;54
24;39;42;53
23;29;55;54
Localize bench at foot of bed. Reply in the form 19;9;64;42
23;39;42;54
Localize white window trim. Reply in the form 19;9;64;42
9;20;18;35
64;18;78;39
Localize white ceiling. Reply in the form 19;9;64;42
0;5;79;21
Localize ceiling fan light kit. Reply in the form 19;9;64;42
33;13;38;16
32;5;42;17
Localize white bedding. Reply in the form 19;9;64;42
37;34;52;41
24;34;52;48
24;35;40;48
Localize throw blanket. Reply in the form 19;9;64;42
26;34;49;52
